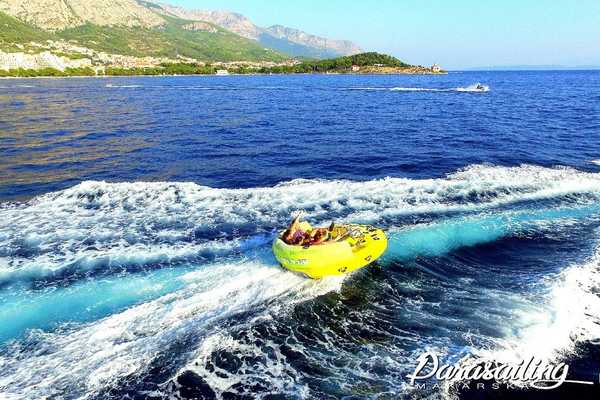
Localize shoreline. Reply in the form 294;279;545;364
0;71;447;80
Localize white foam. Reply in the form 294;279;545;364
390;87;443;92
168;218;600;398
2;164;600;397
348;83;489;92
475;249;600;365
2;165;600;284
0;259;344;398
346;87;389;91
105;84;143;88
455;83;490;92
0;239;238;285
430;245;600;395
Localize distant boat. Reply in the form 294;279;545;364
215;69;229;76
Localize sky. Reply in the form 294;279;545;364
168;0;600;69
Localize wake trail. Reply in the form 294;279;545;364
2;165;600;287
346;83;490;92
1;164;600;398
0;203;598;398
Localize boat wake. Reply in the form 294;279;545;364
0;164;599;398
105;83;143;88
347;83;489;92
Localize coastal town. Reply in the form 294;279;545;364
0;39;300;74
0;39;444;76
0;48;444;76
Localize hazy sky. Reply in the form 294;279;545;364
169;0;600;69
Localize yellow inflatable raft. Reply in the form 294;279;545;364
272;224;388;279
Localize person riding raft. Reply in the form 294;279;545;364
274;214;388;278
281;214;346;246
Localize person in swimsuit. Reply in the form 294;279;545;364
282;215;343;246
281;215;304;244
307;228;328;245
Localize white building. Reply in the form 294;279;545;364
0;50;92;71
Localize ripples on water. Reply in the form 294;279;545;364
1;72;600;399
1;72;599;201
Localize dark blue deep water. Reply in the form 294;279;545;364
2;71;600;200
1;71;600;399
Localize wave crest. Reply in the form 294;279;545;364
1;165;599;285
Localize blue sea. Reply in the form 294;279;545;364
1;71;600;399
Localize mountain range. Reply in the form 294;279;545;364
156;2;362;59
0;0;362;62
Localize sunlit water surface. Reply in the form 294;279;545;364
1;71;600;399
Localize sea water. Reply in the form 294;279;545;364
1;71;600;399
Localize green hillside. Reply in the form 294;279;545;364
259;52;412;73
304;52;410;71
0;12;54;52
0;11;285;62
56;16;285;62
